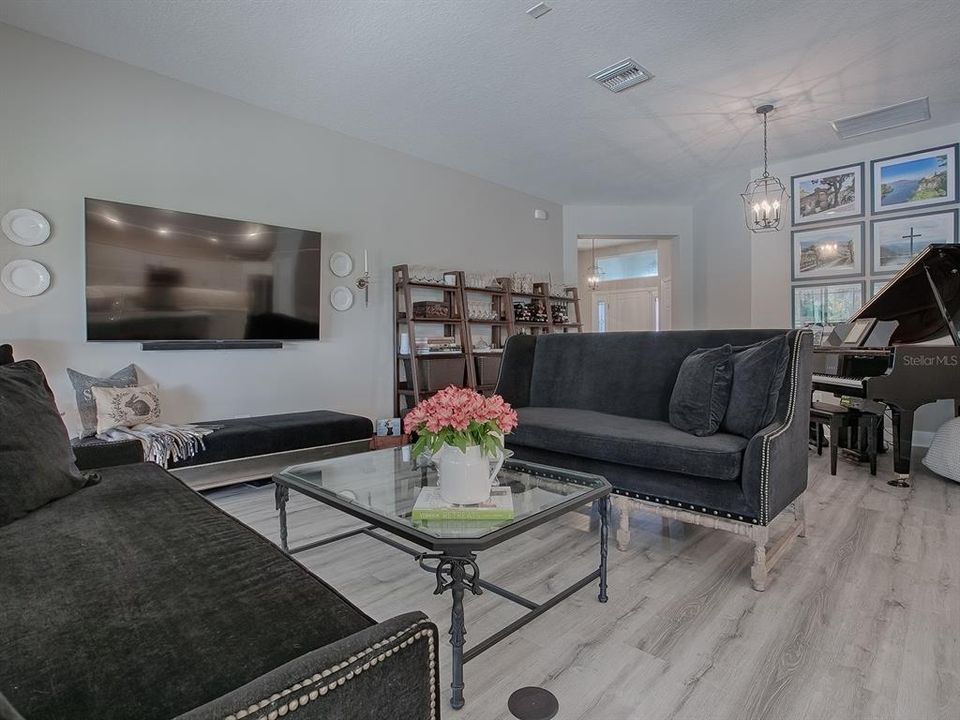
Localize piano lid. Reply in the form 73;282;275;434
853;244;960;345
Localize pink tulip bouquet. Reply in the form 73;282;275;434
404;385;519;458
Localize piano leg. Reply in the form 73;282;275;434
888;408;914;488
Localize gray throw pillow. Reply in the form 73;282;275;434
0;360;88;528
0;344;13;366
669;345;734;437
67;364;139;437
721;335;789;438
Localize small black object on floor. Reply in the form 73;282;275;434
508;687;559;720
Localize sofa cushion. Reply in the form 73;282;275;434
0;463;373;720
509;407;748;480
169;410;373;468
0;360;88;528
722;335;789;438
669;345;733;436
67;363;139;437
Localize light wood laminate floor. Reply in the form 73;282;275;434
210;449;960;720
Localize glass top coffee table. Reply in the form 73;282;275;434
274;447;611;710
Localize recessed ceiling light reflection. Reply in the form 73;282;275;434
157;227;170;235
105;215;121;225
210;237;219;243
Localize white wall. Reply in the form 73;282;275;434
691;170;753;328
0;25;563;433
562;205;694;329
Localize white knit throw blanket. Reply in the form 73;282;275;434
97;423;215;468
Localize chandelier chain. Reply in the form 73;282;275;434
762;110;769;178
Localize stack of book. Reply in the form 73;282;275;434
415;336;461;354
411;486;515;522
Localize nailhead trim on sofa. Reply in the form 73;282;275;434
223;619;439;720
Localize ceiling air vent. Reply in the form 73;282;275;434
589;58;653;93
831;97;931;139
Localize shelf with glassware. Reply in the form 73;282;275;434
394;265;477;416
394;266;583;413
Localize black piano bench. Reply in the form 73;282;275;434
810;401;880;476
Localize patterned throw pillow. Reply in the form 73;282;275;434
91;384;161;435
67;364;139;437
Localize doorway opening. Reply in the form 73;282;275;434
577;235;673;332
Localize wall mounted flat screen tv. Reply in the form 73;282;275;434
85;199;321;342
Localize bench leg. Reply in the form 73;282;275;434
613;495;632;551
829;418;840;475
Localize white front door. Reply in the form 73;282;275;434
593;288;659;332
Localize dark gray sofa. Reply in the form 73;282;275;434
496;329;812;590
1;436;440;719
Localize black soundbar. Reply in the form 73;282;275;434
141;340;283;351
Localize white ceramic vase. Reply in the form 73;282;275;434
434;444;505;505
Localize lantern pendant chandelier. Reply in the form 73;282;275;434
740;104;789;233
586;238;604;290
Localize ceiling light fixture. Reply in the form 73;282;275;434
740;104;789;233
526;3;552;19
586;239;604;290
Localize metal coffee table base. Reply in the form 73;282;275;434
275;486;609;710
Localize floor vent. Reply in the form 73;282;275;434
831;97;930;139
589;58;653;93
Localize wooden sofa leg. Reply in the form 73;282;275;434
750;528;770;592
613;496;632;551
793;494;807;538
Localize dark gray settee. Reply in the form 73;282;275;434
495;329;812;590
0;453;440;719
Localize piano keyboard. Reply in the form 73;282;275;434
812;373;865;389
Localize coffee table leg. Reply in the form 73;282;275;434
274;483;289;552
428;555;482;709
599;495;609;603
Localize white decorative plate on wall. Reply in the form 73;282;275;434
1;209;51;246
329;285;354;311
1;259;51;296
329;251;354;278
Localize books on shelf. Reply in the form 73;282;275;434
411;486;514;521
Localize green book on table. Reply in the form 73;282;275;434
411;486;515;521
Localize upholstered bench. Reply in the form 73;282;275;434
73;410;373;491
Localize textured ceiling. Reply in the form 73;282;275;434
1;0;958;204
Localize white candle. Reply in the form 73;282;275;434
363;249;368;273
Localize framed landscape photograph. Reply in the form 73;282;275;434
791;222;864;281
791;163;864;225
871;143;958;215
792;282;864;329
870;209;957;274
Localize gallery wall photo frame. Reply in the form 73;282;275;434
870;143;959;215
870;208;958;275
791;221;865;282
791;281;865;329
790;162;865;226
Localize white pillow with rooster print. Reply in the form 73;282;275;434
91;384;161;434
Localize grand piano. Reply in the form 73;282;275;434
811;243;960;485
